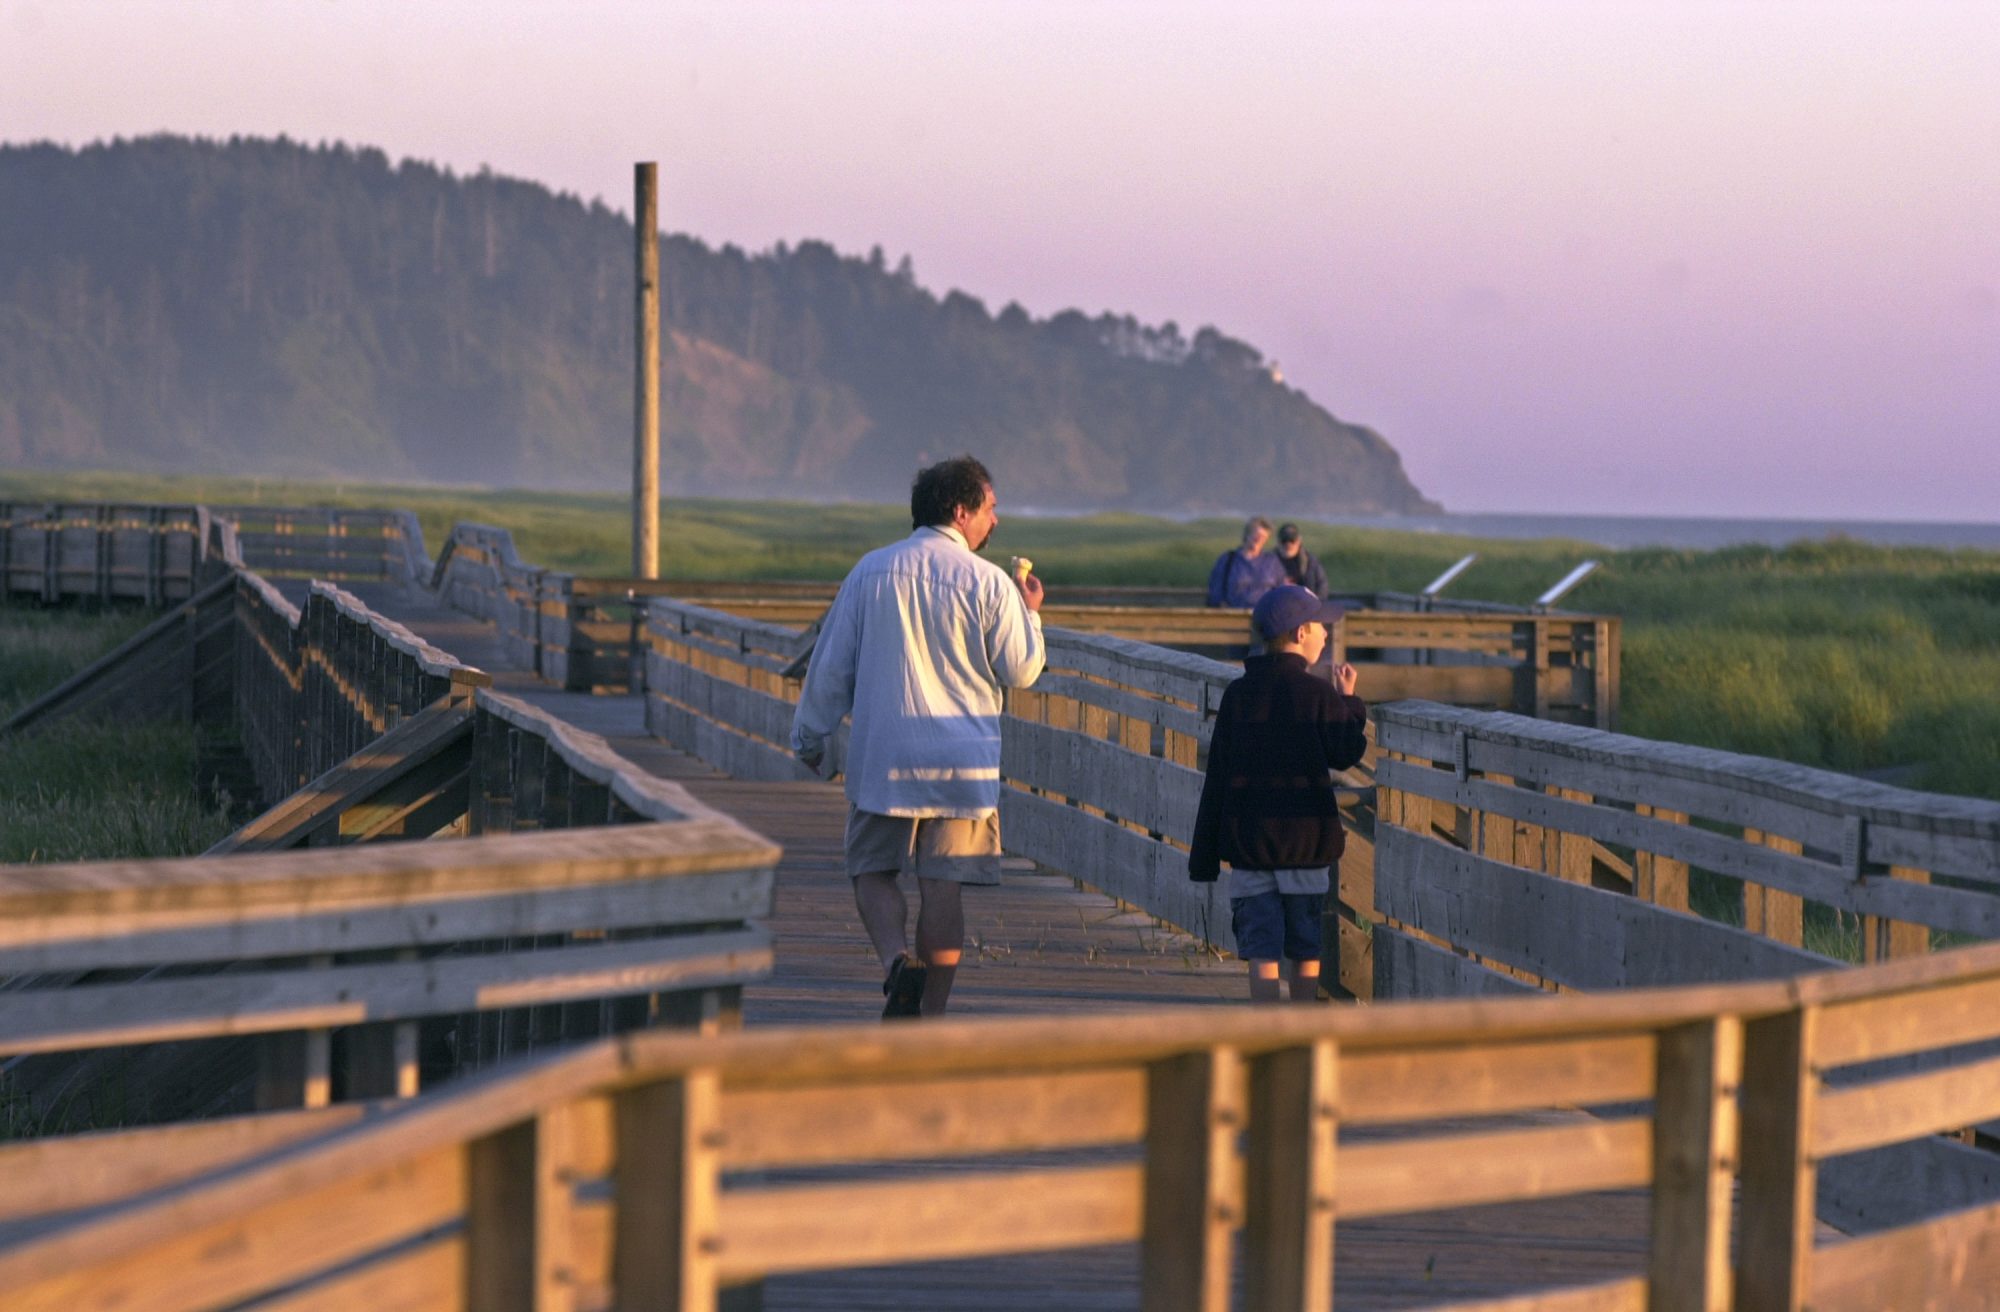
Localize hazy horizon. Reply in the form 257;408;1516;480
4;1;1994;521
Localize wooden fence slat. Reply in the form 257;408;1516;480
1244;1040;1337;1312
714;1163;1144;1280
1405;1277;1647;1312
246;1233;465;1312
1807;1195;2000;1312
5;1146;465;1312
614;1072;722;1311
1734;1006;1820;1312
1336;1118;1653;1220
1342;1034;1656;1124
1813;1051;2000;1158
1647;1016;1743;1312
1813;974;2000;1067
720;1068;1144;1168
467;1108;578;1312
1142;1046;1243;1312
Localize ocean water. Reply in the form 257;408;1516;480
1319;512;2000;553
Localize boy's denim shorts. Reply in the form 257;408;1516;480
1230;889;1326;963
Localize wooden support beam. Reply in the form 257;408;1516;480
1649;1016;1743;1312
614;1071;722;1311
467;1106;581;1312
1735;1006;1821;1312
1141;1046;1243;1312
1244;1040;1337;1312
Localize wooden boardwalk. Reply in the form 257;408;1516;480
334;581;1659;1308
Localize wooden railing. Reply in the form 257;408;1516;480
0;679;780;1126
10;941;2000;1309
0;501;206;604
1369;699;2000;1236
1369;700;2000;994
420;521;1620;723
431;523;647;691
209;503;431;582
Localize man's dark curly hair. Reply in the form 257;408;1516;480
910;456;993;529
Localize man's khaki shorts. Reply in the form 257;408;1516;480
844;807;1003;885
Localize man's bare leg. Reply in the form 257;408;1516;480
1286;957;1322;1003
852;871;909;968
914;877;965;1016
1248;959;1283;1003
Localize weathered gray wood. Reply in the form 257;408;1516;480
1022;672;1212;741
0;869;773;974
999;787;1232;952
1376;702;2000;857
1370;925;1542;999
1378;758;2000;932
1000;715;1200;838
0;926;774;1057
205;703;474;853
1373;827;1834;990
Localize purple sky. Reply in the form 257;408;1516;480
5;1;1995;520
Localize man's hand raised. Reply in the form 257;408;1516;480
1018;570;1044;612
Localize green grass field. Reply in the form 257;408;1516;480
0;605;233;864
9;469;1999;801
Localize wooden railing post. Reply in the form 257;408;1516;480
467;1105;581;1312
1244;1040;1338;1312
253;1027;331;1110
1735;1005;1820;1312
1649;1016;1743;1312
1142;1046;1243;1312
1634;807;1691;912
1743;830;1805;947
615;1071;723;1312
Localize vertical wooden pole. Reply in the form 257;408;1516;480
466;1107;580;1312
1649;1016;1742;1312
1735;1006;1820;1312
1142;1046;1243;1312
1244;1041;1338;1312
634;161;662;581
615;1071;722;1311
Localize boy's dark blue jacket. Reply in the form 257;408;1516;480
1188;652;1369;881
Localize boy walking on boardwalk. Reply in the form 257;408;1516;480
1188;585;1368;1002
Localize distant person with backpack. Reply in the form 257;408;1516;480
1205;516;1286;609
1274;523;1329;597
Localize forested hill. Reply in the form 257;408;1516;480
0;136;1438;514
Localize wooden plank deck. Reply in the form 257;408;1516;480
332;582;1660;1308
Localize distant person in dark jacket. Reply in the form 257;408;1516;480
1188;585;1367;1002
1204;516;1286;609
1274;523;1329;598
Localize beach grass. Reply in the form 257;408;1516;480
8;469;1998;800
0;605;233;863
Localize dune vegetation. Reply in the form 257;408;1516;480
0;605;233;863
8;469;1998;803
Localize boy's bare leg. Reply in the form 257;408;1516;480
1248;959;1283;1003
1287;957;1322;1002
853;870;910;968
914;877;966;1015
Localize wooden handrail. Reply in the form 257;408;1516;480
9;939;2000;1308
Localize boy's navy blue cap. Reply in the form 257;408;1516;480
1252;585;1343;639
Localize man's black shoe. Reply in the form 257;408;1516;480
881;954;927;1020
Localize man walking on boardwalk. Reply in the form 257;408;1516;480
791;455;1046;1019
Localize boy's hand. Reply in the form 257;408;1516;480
1334;662;1359;695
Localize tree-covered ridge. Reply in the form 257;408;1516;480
0;135;1437;514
